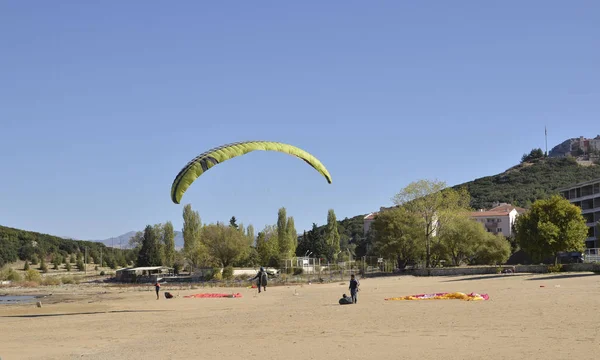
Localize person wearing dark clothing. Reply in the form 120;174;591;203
154;281;160;300
249;267;268;293
339;293;353;305
349;274;359;304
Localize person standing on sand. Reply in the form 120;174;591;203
349;274;359;304
249;267;268;293
154;281;160;300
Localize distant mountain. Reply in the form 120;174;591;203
83;231;185;250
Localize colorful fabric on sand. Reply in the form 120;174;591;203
385;292;489;301
183;293;243;298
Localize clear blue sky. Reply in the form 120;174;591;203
1;1;598;240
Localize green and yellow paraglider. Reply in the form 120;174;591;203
170;141;332;204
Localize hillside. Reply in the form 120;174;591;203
454;157;600;210
0;225;134;268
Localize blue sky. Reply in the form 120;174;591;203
1;1;598;240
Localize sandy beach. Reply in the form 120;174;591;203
1;273;599;360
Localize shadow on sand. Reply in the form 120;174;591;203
526;273;600;281
1;309;171;318
442;274;529;282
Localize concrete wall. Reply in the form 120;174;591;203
395;263;600;277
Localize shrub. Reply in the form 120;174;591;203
100;270;106;276
76;259;85;271
222;266;234;280
30;254;39;265
293;267;304;275
61;276;75;284
0;267;22;282
42;276;61;286
24;269;42;282
24;261;30;271
211;267;222;281
547;264;563;273
39;258;48;273
65;262;72;272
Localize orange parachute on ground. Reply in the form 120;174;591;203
385;292;489;301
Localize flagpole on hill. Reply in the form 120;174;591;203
545;126;548;156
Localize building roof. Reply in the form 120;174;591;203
558;177;600;192
489;203;528;214
470;209;517;217
117;266;172;272
364;213;377;220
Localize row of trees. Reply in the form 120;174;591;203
126;178;592;272
131;204;348;272
366;179;590;268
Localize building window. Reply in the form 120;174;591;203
497;228;502;233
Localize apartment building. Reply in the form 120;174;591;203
559;178;600;248
470;203;526;238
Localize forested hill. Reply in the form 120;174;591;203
454;157;600;210
0;225;134;268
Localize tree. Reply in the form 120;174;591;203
201;223;249;267
229;216;238;229
246;224;255;244
182;204;205;272
392;179;471;268
256;225;279;267
286;217;297;255
128;231;144;250
521;148;545;163
515;194;588;263
471;232;511;265
437;213;485;266
324;209;341;262
162;221;176;267
137;225;163;267
370;207;424;269
277;207;291;258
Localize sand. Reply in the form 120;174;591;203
1;273;599;360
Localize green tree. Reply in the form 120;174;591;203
182;204;206;272
128;231;144;250
392;179;471;268
39;257;48;273
471;232;511;265
256;225;279;266
24;260;30;270
137;225;163;266
277;207;291;258
324;209;341;262
246;224;255;244
437;213;485;266
521;148;545;163
229;216;238;229
515;194;588;263
65;262;71;272
201;223;249;267
286;216;297;257
162;221;176;267
370;207;424;269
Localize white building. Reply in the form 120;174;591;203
470;203;525;238
559;178;600;248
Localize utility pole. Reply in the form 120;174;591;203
100;248;103;270
545;126;548;156
85;247;88;275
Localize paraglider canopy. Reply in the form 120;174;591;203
170;140;332;204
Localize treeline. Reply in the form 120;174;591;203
130;205;353;274
361;179;590;268
0;225;135;269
